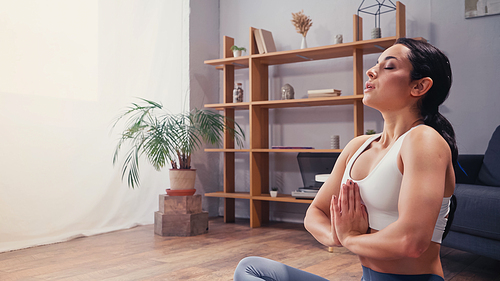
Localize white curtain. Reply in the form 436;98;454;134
0;0;190;252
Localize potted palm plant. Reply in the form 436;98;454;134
112;98;245;193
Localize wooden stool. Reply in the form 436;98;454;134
154;194;208;236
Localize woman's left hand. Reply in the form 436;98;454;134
331;180;369;245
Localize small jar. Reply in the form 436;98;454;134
233;83;243;103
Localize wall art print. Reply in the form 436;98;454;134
465;0;500;18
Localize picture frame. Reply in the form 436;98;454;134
465;0;500;18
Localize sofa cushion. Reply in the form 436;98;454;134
451;183;500;241
477;125;500;187
455;154;484;184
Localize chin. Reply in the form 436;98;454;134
362;95;372;107
362;96;381;111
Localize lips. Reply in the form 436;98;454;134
365;81;375;91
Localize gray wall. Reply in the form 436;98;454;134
189;0;221;216
194;0;500;220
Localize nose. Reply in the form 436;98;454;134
366;67;376;79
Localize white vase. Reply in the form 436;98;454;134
270;191;278;197
233;50;242;57
169;169;196;190
301;36;307;49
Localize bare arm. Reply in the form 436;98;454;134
304;136;370;247
334;128;451;259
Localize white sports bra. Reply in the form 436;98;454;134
341;126;450;243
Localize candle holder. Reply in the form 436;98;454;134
357;0;397;39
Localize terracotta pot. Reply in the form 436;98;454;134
169;169;196;190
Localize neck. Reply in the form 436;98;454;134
379;110;424;145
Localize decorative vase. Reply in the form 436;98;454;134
233;50;242;57
331;135;340;149
371;28;381;39
335;34;343;44
169;169;196;191
270;191;278;197
233;83;243;103
301;35;307;49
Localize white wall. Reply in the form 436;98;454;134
428;1;500;153
189;0;221;215
0;0;190;252
215;0;500;222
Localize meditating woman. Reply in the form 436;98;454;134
234;38;457;281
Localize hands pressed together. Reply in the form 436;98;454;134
331;179;369;246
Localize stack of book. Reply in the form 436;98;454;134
254;29;276;54
271;146;314;149
307;89;342;98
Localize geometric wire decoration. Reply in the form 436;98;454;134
357;0;397;29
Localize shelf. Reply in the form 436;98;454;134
205;148;342;153
205;148;251;152
204;37;424;67
204;192;313;204
206;3;409;228
253;37;399;65
205;95;363;110
204;192;251;199
253;194;313;204
205;102;250;110
205;56;249;68
252;95;364;108
254;149;342;153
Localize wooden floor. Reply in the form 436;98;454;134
1;217;499;281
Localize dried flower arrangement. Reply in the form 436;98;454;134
291;10;313;37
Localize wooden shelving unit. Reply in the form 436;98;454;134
205;2;409;227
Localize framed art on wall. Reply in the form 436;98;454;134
465;0;500;18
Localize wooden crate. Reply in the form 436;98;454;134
154;194;208;237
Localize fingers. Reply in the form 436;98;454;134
340;183;349;213
341;180;363;213
353;180;360;213
331;195;340;220
340;180;355;213
362;204;368;221
338;179;365;215
348;181;355;212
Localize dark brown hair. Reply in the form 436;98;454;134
396;38;458;165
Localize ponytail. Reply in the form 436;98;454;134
396;38;458;165
423;112;458;165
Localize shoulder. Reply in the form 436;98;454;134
340;134;374;163
401;125;451;164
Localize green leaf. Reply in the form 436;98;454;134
111;98;245;188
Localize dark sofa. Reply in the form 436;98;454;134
442;125;500;260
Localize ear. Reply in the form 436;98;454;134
410;77;433;97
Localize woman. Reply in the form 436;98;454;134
234;38;456;281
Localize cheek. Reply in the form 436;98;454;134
382;74;411;91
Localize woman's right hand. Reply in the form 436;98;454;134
330;209;343;247
304;134;373;248
332;180;369;246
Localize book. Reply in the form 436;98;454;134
253;29;266;54
271;146;314;149
308;92;341;98
254;29;276;54
307;89;342;95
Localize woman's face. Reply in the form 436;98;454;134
363;44;415;112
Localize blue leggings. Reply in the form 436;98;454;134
234;257;445;281
234;257;328;281
361;266;444;281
